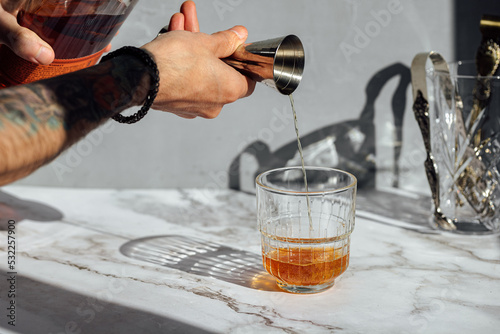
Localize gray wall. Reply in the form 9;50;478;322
15;0;455;194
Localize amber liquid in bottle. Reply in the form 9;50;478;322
0;0;136;87
17;0;131;59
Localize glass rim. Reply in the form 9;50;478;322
434;60;500;80
255;166;357;195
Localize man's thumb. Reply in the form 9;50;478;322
5;25;55;65
211;25;248;58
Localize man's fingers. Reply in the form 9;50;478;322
0;14;54;64
2;0;23;13
233;71;256;99
180;1;199;32
242;76;256;98
168;12;185;31
210;25;248;59
210;25;254;99
216;61;256;101
11;28;54;64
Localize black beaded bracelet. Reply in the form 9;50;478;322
100;46;160;124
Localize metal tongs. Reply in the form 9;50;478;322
410;15;500;230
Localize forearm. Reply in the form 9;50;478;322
0;54;151;185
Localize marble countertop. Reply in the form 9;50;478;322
0;185;499;334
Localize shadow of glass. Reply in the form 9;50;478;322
0;190;64;230
120;235;280;292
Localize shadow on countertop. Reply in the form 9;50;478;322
356;188;435;231
0;190;64;230
120;235;281;292
0;269;214;334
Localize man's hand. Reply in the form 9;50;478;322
143;1;255;119
144;26;255;119
0;0;55;64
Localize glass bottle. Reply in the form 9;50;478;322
0;0;139;88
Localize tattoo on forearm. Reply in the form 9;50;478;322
45;55;150;130
0;54;149;132
0;53;151;183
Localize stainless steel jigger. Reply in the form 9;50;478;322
157;25;304;95
222;35;305;95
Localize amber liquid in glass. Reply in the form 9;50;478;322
263;246;349;286
17;1;131;59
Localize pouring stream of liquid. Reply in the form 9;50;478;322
289;94;313;231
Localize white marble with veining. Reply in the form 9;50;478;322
0;186;499;334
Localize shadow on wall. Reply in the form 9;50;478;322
228;62;411;193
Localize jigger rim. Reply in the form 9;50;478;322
273;34;305;95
